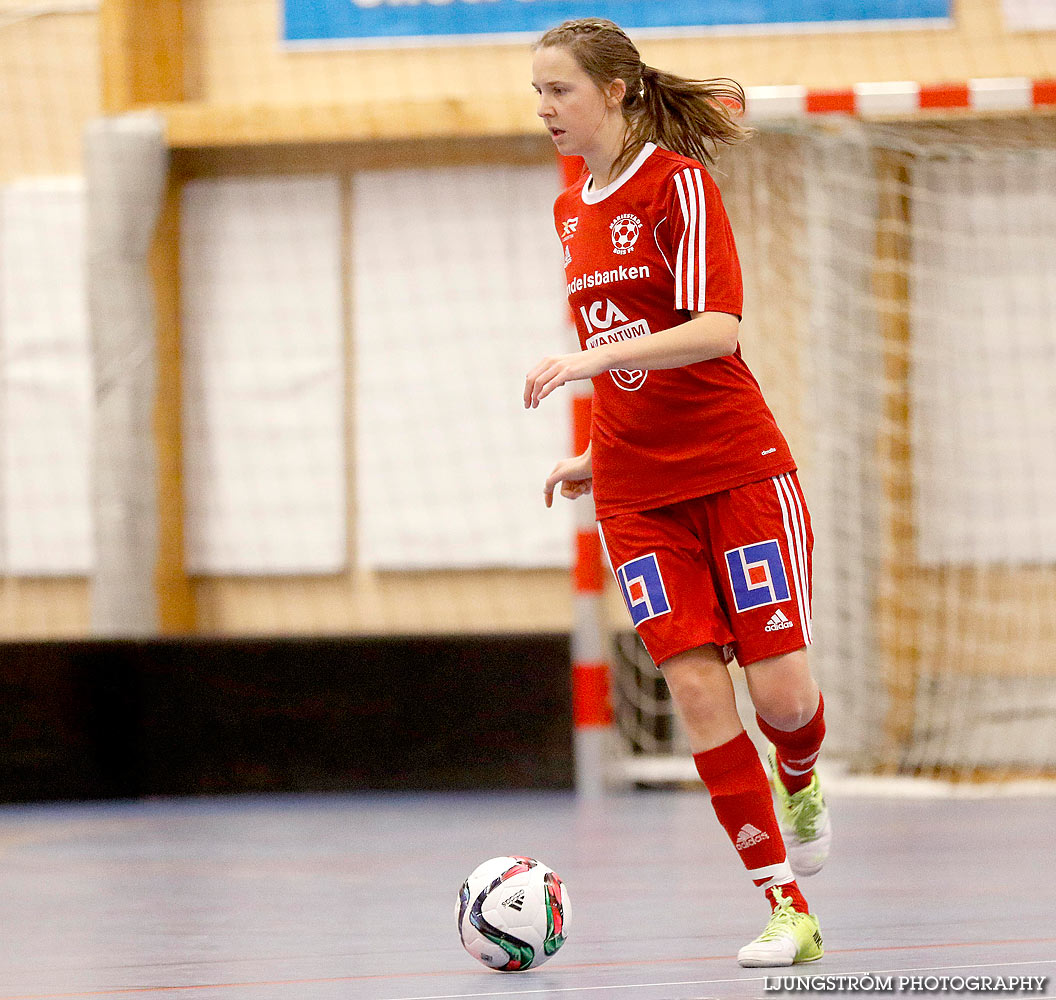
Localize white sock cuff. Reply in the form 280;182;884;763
748;859;795;890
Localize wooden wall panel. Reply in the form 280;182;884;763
0;14;99;180
0;11;98;635
184;0;1056;109
0;580;90;639
100;0;185;112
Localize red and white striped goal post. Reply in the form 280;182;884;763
744;76;1056;117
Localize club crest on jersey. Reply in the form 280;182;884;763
616;553;671;626
610;213;641;255
725;540;791;613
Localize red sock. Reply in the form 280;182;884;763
757;693;826;795
693;731;807;913
766;882;809;914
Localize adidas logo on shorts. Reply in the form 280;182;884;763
736;823;770;850
765;609;795;632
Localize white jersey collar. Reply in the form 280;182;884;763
581;142;658;205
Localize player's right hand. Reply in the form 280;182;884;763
543;452;593;508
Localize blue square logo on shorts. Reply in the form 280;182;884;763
725;540;790;613
616;553;672;626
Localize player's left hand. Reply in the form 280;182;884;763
524;351;607;408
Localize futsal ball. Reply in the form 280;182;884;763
455;856;570;971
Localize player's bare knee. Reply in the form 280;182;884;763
756;697;816;732
746;651;819;731
755;679;820;729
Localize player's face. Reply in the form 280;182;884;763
531;46;611;156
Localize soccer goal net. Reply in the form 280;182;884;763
611;117;1056;786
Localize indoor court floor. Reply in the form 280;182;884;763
1;788;1053;1000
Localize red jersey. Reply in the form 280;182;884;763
554;142;795;519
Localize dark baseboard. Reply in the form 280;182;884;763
0;634;573;802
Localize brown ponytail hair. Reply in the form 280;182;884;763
535;18;752;176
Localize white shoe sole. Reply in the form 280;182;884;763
738;936;824;968
738;942;797;967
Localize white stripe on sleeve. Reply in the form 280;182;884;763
692;168;708;311
672;171;690;311
682;168;698;310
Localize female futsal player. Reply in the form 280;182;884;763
525;18;830;968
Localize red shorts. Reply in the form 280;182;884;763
597;472;813;668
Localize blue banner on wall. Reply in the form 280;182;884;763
284;0;950;46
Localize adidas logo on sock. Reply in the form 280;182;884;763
503;889;526;911
736;823;770;850
765;609;795;632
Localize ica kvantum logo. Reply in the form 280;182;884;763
580;299;650;392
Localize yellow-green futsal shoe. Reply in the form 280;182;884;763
737;887;824;968
768;745;832;877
